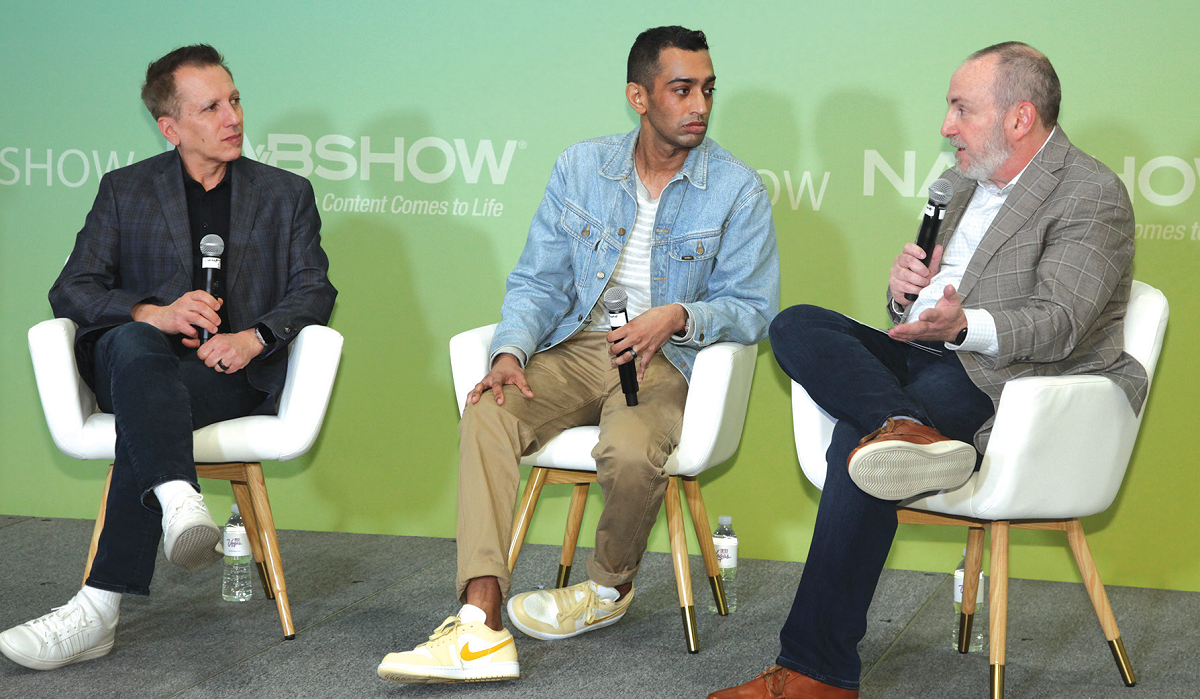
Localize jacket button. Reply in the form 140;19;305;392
577;314;583;321
582;226;590;238
696;243;705;255
544;342;551;348
597;272;605;279
698;333;705;341
618;228;626;236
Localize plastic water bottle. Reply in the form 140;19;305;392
950;549;986;652
708;516;738;613
222;505;253;602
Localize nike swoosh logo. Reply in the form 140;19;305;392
460;636;513;662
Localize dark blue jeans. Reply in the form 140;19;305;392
86;322;267;595
769;305;995;690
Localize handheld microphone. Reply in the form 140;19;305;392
199;234;225;342
905;178;954;301
602;286;639;407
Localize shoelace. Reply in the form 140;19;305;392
422;616;463;647
549;585;603;624
26;604;88;645
756;666;790;696
164;492;205;528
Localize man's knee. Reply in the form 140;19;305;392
769;304;838;346
95;322;174;373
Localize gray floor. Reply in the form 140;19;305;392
0;513;1193;699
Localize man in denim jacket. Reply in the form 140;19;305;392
378;25;779;684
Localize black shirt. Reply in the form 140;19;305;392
182;158;232;331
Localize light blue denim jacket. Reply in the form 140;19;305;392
491;127;780;381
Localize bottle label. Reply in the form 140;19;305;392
224;526;251;557
953;569;985;605
714;537;738;569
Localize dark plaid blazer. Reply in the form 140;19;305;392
49;149;337;410
889;128;1147;451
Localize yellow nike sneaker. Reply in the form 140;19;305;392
376;605;519;683
506;580;633;640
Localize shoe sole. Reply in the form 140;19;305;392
0;636;114;671
848;439;976;500
165;523;223;573
376;662;519;683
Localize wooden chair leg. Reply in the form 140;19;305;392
244;463;295;639
958;525;986;653
665;477;699;653
82;465;115;587
507;467;548;573
1065;519;1136;686
989;521;1010;699
557;483;589;588
681;476;727;615
231;477;274;600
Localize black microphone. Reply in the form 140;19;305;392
602;286;639;407
199;234;224;342
905;178;955;301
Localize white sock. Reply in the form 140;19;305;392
591;582;620;602
153;480;198;515
79;585;121;623
458;604;487;624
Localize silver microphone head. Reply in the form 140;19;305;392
602;286;627;313
199;234;225;257
928;178;954;206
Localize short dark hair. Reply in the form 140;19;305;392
141;44;232;119
969;41;1061;128
627;26;709;89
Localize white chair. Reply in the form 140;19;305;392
790;280;1168;697
28;318;344;640
449;325;758;653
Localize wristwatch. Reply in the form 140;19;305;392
954;325;968;345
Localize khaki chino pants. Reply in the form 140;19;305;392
455;331;688;602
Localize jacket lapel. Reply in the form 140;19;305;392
153;150;193;272
957;128;1070;300
226;158;259;293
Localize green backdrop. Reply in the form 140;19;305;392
2;0;1197;592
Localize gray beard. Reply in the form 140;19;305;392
957;126;1014;182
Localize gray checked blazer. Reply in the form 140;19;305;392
890;128;1147;451
49;149;337;410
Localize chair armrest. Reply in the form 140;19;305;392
671;342;758;476
913;373;1141;519
790;380;837;491
28;318;105;459
448;324;497;417
271;325;344;460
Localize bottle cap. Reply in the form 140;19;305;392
232;504;241;514
718;515;732;526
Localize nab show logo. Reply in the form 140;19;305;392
247;133;523;185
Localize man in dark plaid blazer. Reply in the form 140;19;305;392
713;43;1146;699
0;45;335;671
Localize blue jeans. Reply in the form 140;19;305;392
85;323;267;595
769;305;995;690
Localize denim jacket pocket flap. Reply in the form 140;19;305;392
668;231;722;262
559;203;603;250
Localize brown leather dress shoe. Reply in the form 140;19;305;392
708;665;859;699
846;417;977;500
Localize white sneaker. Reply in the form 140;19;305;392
377;605;519;683
507;580;633;640
162;491;222;572
0;591;118;670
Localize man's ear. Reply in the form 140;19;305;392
626;82;648;116
157;115;181;146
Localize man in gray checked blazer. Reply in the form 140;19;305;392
712;43;1145;699
0;45;335;672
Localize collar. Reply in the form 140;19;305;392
982;125;1058;196
180;154;234;193
599;126;709;190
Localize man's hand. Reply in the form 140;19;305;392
467;353;533;406
132;290;222;346
196;328;264;374
889;242;944;307
607;304;688;382
888;284;968;343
